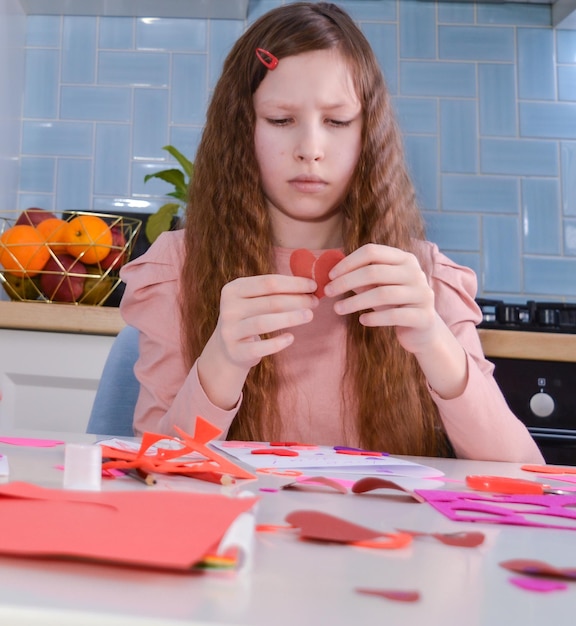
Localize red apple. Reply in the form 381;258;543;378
39;254;87;303
99;224;127;271
15;207;58;227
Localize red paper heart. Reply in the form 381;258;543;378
285;510;383;543
290;249;345;298
500;559;576;580
356;588;421;602
351;476;425;503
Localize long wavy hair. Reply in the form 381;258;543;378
181;2;450;456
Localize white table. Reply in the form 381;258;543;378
0;430;574;626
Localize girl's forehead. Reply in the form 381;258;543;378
254;49;359;106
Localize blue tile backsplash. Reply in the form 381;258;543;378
16;0;576;302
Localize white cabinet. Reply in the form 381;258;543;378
0;328;114;434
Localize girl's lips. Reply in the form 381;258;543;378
289;176;327;193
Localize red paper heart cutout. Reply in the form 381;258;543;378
356;588;421;602
285;510;382;543
290;249;345;298
397;528;485;548
351;476;425;503
500;559;576;580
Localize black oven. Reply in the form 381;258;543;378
477;300;576;466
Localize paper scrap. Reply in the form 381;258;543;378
0;437;64;447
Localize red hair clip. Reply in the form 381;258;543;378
255;47;279;70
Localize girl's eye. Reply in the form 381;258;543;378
327;119;352;128
267;118;292;126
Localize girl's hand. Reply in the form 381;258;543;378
213;274;318;368
197;274;317;410
324;243;440;355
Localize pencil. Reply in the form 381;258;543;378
194;471;235;486
125;468;156;486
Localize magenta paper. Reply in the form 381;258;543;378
414;490;576;531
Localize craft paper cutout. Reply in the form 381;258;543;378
521;464;576;475
251;448;299;457
356;588;420;602
289;248;345;298
415;489;576;531
285;509;412;549
500;559;576;580
211;441;444;478
0;437;64;447
0;481;257;571
396;529;485;548
101;417;256;482
509;577;568;593
352;476;425;502
284;476;350;494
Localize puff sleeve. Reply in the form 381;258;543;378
423;243;543;463
119;231;240;437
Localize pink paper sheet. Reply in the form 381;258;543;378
0;481;257;571
415;489;576;530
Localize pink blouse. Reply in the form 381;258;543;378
120;230;544;463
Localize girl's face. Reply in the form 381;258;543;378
253;48;362;249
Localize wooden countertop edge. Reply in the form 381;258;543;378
478;328;576;362
1;301;575;361
0;301;125;336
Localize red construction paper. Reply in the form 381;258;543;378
289;249;345;298
0;481;257;571
415;489;576;530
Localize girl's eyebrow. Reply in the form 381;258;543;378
257;99;359;111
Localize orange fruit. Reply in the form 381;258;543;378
0;225;51;277
36;217;69;253
65;215;113;265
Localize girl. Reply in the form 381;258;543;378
120;2;543;463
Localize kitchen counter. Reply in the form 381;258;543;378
0;300;124;336
1;300;576;361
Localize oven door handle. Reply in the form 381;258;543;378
528;427;576;442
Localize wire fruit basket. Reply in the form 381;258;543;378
0;209;142;306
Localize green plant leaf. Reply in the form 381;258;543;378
143;168;187;191
145;203;181;244
142;145;193;242
167;190;188;202
162;145;194;179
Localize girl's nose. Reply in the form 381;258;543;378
295;127;324;162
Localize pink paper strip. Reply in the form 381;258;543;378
509;577;568;593
0;437;64;448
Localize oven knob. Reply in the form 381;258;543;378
529;392;555;418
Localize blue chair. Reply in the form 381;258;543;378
86;324;140;436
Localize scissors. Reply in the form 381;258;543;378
465;475;573;496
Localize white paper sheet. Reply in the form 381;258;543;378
210;442;444;478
